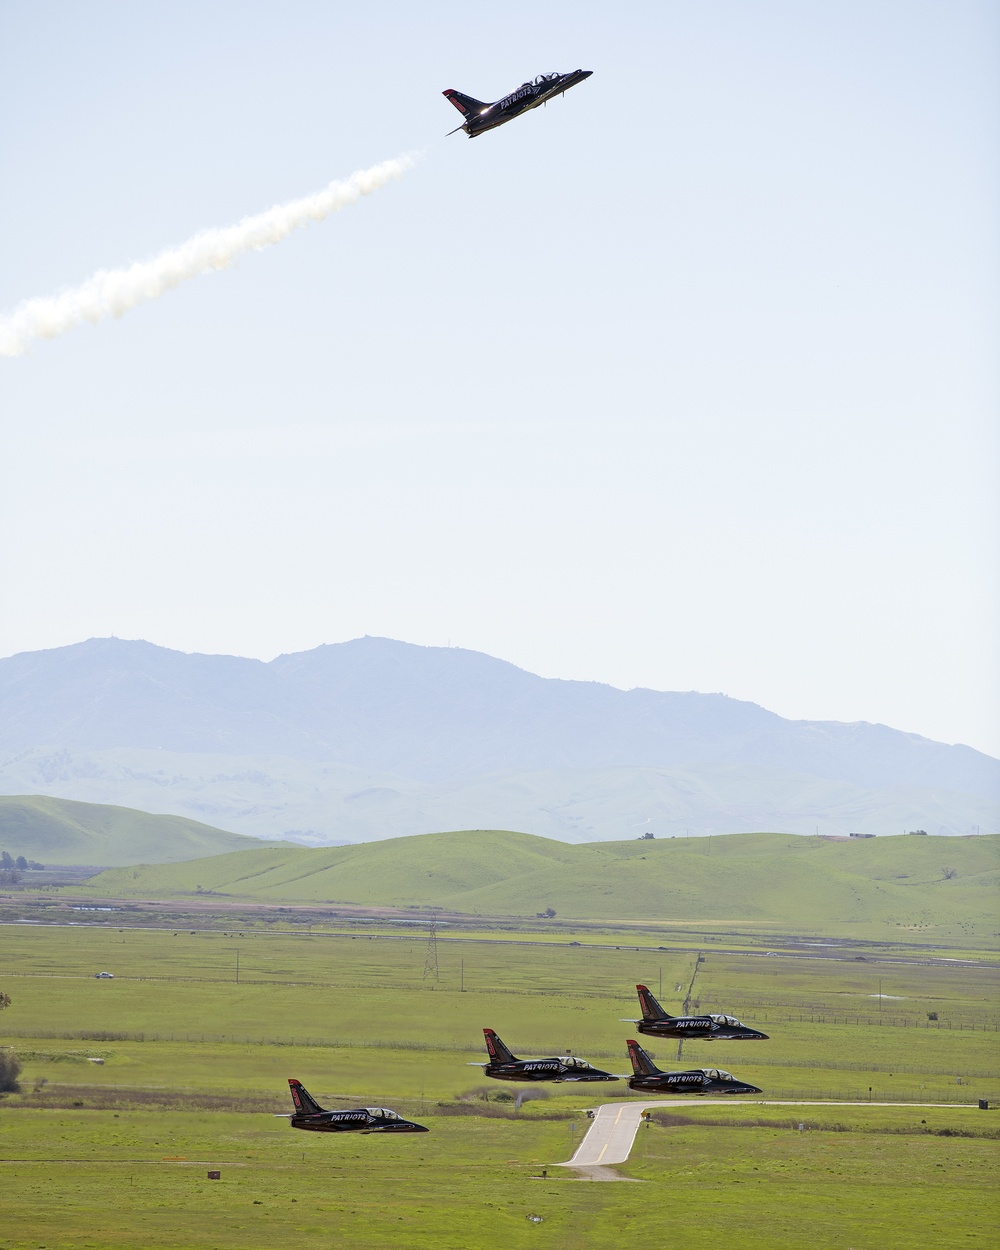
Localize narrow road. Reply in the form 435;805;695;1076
557;1099;975;1177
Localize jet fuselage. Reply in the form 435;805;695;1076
629;984;769;1042
635;1016;769;1042
626;1069;762;1096
484;1057;618;1084
289;1108;428;1133
284;1079;428;1133
479;1028;618;1083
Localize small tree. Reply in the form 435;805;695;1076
0;992;10;1011
639;831;655;840
14;856;27;870
0;1050;21;1093
0;851;13;870
941;866;958;880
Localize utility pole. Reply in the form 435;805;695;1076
423;920;440;982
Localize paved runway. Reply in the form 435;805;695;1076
556;1099;970;1176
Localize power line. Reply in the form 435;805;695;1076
422;919;440;982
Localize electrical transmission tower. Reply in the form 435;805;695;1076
422;919;440;981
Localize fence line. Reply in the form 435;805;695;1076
3;1028;999;1082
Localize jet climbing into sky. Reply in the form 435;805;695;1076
442;70;592;137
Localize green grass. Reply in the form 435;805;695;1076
2;925;997;1105
71;829;1000;939
0;795;282;865
0;1108;996;1249
1;921;998;1248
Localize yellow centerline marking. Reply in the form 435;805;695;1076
594;1105;629;1163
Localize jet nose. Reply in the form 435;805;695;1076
752;1031;770;1040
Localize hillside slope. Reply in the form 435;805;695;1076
0;795;280;866
80;829;1000;934
3;750;993;845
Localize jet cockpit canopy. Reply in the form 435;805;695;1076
366;1108;399;1119
559;1056;595;1069
709;1014;743;1027
534;73;561;84
703;1069;734;1081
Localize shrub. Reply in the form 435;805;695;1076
0;1050;22;1093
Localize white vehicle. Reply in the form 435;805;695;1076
93;971;114;979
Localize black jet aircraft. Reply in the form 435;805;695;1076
624;984;769;1042
625;1040;762;1096
278;1079;429;1133
443;70;592;138
474;1028;619;1083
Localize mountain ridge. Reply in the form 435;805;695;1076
1;636;996;842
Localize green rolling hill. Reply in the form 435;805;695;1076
77;828;999;936
0;795;283;866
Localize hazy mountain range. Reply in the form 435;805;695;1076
1;636;996;844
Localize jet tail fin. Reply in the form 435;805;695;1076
443;89;488;117
626;1039;661;1078
483;1028;518;1064
636;983;673;1021
288;1079;325;1116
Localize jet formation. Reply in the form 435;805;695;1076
280;981;768;1142
443;70;592;137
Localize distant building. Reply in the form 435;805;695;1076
849;832;876;839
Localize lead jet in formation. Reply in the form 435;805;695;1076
443;70;592;138
279;1079;429;1133
624;984;769;1042
475;1029;619;1083
625;1040;762;1096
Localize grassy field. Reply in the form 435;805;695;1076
0;795;281;865
72;829;1000;941
1;1106;997;1250
1;919;998;1248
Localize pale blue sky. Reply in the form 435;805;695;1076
1;1;998;754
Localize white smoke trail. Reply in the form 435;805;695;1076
0;153;418;358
